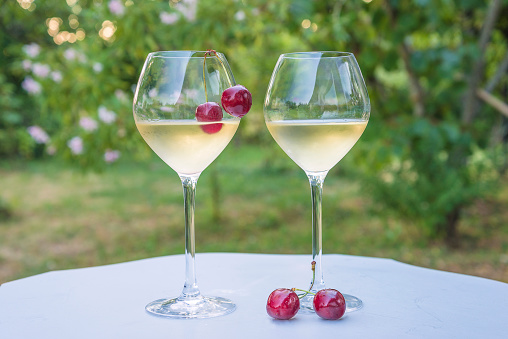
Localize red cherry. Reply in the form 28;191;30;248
200;123;222;134
313;289;346;320
266;288;300;320
221;85;252;118
195;102;223;134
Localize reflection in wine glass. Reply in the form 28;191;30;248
264;52;370;312
133;51;240;318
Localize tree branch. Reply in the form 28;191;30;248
399;44;426;117
477;88;508;118
384;0;426;117
485;50;508;93
462;0;502;124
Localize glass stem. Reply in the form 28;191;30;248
179;174;202;300
307;171;327;292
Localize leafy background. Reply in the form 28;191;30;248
1;0;508;283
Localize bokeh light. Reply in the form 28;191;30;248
17;0;35;11
76;29;86;41
69;14;79;29
301;19;311;29
99;20;117;41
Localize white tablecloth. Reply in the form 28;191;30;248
1;253;507;338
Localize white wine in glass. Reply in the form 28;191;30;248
266;119;368;173
264;52;370;312
136;120;239;175
133;51;240;318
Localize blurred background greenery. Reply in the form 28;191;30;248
1;0;508;284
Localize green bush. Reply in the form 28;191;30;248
361;118;498;241
1;0;506;243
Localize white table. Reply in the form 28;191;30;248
1;253;507;338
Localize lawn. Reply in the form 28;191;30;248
1;143;507;284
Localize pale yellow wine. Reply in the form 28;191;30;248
266;119;367;173
136;119;239;175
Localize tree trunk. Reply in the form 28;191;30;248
383;0;427;117
444;206;461;248
399;44;426;117
445;0;504;247
433;205;461;247
462;0;502;124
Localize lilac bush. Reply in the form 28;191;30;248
8;0;264;169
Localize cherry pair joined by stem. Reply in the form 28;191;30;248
266;261;346;320
266;288;346;320
195;50;252;134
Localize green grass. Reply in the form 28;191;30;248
1;143;508;284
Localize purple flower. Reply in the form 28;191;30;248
115;89;127;101
22;60;32;71
98;106;116;124
160;106;174;113
21;77;41;94
67;136;84;155
184;89;199;99
64;48;77;61
32;63;51;78
23;43;40;58
27;126;50;144
160;12;179;25
175;0;197;22
104;149;121;163
234;10;246;21
79;117;98;132
51;71;63;83
108;0;125;16
78;53;87;63
168;90;181;103
148;88;158;98
93;62;103;73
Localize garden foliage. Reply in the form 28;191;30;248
1;0;507;240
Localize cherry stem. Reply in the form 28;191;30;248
202;53;208;102
292;288;316;299
292;261;316;300
206;49;233;88
309;260;316;290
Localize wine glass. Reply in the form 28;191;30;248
133;51;240;318
264;51;370;312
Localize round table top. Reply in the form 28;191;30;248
1;253;507;338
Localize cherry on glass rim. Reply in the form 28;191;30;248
266;288;300;320
313;289;346;320
195;101;223;134
221;85;252;118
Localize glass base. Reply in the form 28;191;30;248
343;294;363;312
300;293;363;314
145;295;236;319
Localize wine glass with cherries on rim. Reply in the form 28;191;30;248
133;50;251;318
264;51;370;312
